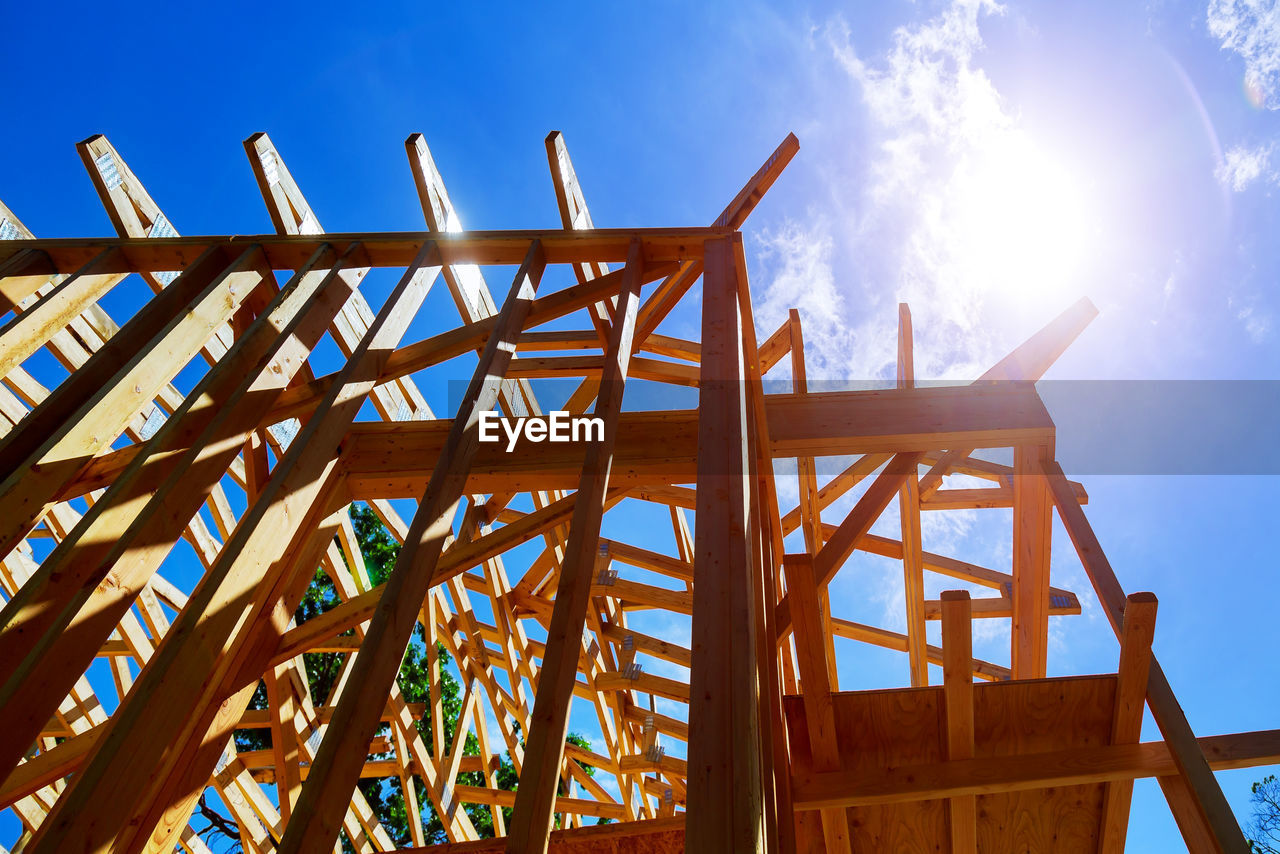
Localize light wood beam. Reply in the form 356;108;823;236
634;134;799;344
506;240;644;853
1011;445;1052;679
776;452;926;637
0;245;264;560
941;591;976;854
1099;592;1157;853
783;556;852;853
684;236;769;854
897;304;928;686
792;729;1280;812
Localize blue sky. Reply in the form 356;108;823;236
3;0;1279;849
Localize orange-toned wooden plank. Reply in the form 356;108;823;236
1011;445;1052;679
1099;592;1158;853
784;555;852;853
897;304;928;687
941;591;976;854
685;236;768;854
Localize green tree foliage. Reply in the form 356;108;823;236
199;502;599;851
1248;775;1280;854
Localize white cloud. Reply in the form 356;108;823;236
752;219;868;380
1236;303;1273;341
1208;0;1280;109
1216;142;1278;189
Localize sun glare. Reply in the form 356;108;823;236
948;134;1099;305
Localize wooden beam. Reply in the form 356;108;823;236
506;240;644;854
827;615;1010;682
1011;445;1052;679
789;310;837;691
783;556;851;853
0;248;121;381
61;382;1055;502
0;245;265;559
634;133;798;344
792;729;1280;811
779;453;889;537
685;235;770;854
854;532;1078;600
1099;592;1157;853
776;452;926;637
406;131;545;425
897;304;928;687
941;591;976;854
0;244;58;315
543;131;614;343
922;595;1080;620
246;132;428;422
0;229;722;273
264;260;673;423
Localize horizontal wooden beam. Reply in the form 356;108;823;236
400;816;685;853
0;228;725;273
791;728;1280;811
62;385;1053;502
922;594;1080;620
827;617;1009;681
335;385;1053;498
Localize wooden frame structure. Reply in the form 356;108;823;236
0;130;1274;853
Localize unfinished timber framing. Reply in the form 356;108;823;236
0;130;1271;854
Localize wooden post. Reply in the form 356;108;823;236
1011;444;1052;678
1099;592;1157;853
784;555;852;853
941;590;977;854
790;310;838;690
685;236;768;853
898;304;928;686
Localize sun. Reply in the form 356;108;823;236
946;133;1099;305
